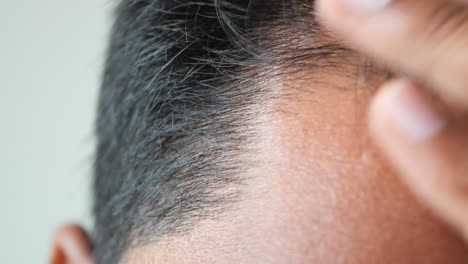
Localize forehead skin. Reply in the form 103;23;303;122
124;59;468;263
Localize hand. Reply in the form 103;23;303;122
317;0;468;239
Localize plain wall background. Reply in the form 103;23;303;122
0;1;110;262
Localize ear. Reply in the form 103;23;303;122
50;224;94;264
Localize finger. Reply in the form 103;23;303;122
369;79;468;239
317;0;468;109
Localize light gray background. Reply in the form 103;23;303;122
0;1;110;262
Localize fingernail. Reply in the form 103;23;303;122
343;0;392;13
388;81;446;143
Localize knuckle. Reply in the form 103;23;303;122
419;3;468;46
411;4;468;86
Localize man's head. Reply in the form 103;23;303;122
51;0;468;263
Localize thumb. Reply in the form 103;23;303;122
369;79;468;239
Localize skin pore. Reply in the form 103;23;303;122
122;57;468;263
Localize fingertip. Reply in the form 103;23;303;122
370;79;446;145
316;0;350;32
368;79;401;143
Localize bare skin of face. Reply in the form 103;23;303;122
51;55;468;264
122;60;468;263
51;0;468;262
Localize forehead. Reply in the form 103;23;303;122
124;66;468;263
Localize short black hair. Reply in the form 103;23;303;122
93;0;345;263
